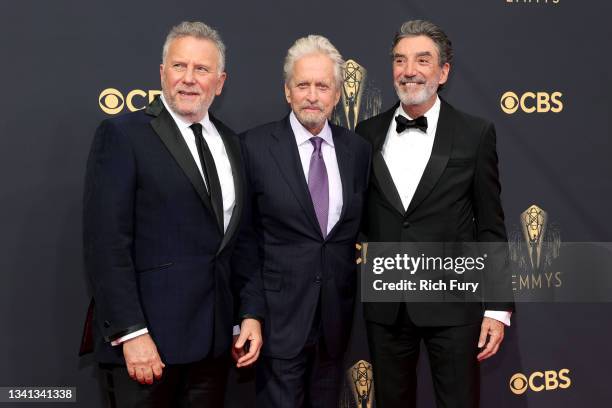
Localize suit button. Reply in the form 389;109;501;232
402;220;411;228
103;320;111;328
315;276;322;284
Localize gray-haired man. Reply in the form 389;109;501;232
83;21;263;407
238;35;371;407
356;20;513;407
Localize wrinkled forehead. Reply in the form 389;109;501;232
290;53;336;83
393;35;441;61
165;36;222;65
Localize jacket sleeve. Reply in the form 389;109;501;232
229;133;266;324
473;122;514;312
83;120;147;342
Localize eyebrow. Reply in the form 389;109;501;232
416;51;433;58
392;51;433;59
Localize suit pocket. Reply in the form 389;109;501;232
136;262;173;273
446;158;474;167
262;271;282;292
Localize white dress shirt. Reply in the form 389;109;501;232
382;97;510;326
161;95;235;233
382;98;440;211
111;97;237;346
290;111;343;235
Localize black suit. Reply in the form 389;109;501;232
83;97;263;406
238;116;371;407
356;99;513;408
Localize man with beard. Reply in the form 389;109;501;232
355;20;514;407
83;21;263;407
238;35;371;407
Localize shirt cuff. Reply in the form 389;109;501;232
241;314;263;323
233;325;240;336
110;328;149;346
484;310;512;327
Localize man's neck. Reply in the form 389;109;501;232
401;94;438;119
305;124;325;136
293;113;326;136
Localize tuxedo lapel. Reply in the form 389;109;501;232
146;98;217;227
405;99;454;216
369;105;405;216
372;152;405;216
212;115;243;254
326;125;353;239
269;117;322;238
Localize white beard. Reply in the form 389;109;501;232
394;79;439;106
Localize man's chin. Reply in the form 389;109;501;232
397;91;430;107
172;106;207;121
296;113;326;130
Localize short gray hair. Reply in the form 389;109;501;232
283;35;344;89
392;20;453;67
162;21;226;72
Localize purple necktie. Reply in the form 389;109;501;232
308;137;329;237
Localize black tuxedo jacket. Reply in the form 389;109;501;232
83;97;264;364
237;116;371;359
356;99;514;327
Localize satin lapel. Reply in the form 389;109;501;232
212;116;243;255
326;126;354;239
269;117;322;238
369;105;405;216
372;151;405;216
146;98;216;220
405;100;454;216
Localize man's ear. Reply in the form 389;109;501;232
215;72;227;96
438;62;450;86
284;83;292;104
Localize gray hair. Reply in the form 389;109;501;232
283;35;344;89
392;20;453;67
162;21;226;72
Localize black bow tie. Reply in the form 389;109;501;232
395;115;428;133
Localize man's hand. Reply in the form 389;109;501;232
232;318;262;368
122;333;165;384
477;317;505;362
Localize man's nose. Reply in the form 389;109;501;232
403;60;417;77
182;67;196;84
306;85;318;102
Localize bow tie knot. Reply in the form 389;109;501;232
395;115;428;133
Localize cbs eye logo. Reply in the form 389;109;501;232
99;88;162;115
509;369;571;395
500;91;563;114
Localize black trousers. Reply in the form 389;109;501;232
100;354;230;408
255;340;343;408
366;304;481;408
256;301;343;408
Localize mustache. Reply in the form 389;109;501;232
299;103;324;111
398;77;426;85
176;88;201;94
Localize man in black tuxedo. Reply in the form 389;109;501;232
355;20;514;408
238;35;371;407
83;21;263;407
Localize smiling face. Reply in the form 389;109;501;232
160;36;226;122
284;53;341;135
392;35;449;112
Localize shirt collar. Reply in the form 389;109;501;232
160;94;213;133
289;111;334;147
